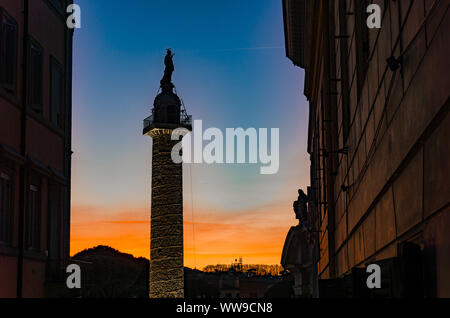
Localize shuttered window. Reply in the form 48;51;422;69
48;183;62;261
0;8;18;93
0;172;12;245
50;58;64;128
26;184;41;250
29;39;43;113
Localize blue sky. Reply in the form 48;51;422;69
71;0;310;266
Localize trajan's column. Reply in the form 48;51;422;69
142;50;191;298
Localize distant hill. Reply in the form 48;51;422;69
47;245;289;298
60;245;149;298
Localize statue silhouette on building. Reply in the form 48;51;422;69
161;49;175;90
293;189;308;226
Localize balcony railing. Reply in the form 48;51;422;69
180;113;192;126
143;115;154;131
143;112;192;131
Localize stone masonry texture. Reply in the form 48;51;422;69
149;130;184;298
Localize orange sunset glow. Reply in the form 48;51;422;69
70;0;310;271
70;201;298;269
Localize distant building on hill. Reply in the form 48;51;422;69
203;262;284;276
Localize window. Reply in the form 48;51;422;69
167;105;177;123
0;8;18;93
48;184;62;261
26;184;41;250
50;57;64;128
0;172;12;245
28;39;43;113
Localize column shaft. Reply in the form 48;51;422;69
150;131;184;298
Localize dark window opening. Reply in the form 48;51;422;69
167;105;177;124
26;183;41;250
0;8;18;94
28;39;43;113
50;57;64;128
0;171;12;245
48;183;62;261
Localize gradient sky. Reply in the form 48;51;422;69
71;0;309;269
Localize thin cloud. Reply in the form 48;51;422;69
217;46;284;52
181;46;284;54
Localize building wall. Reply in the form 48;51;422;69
0;0;73;298
285;0;449;296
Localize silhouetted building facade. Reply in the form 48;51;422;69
0;0;73;297
283;0;449;297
